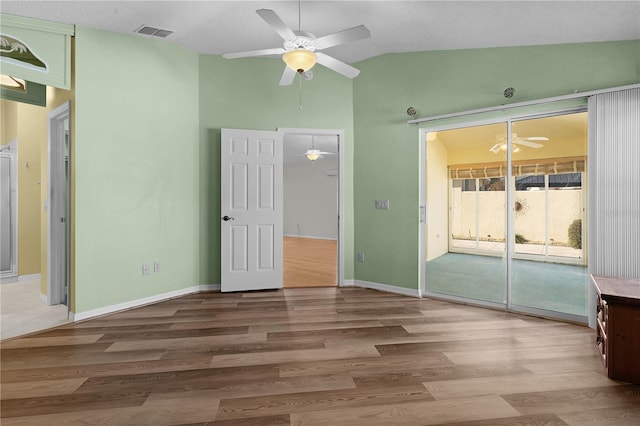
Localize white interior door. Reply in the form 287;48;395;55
221;128;283;292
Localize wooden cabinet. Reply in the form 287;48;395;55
592;275;640;384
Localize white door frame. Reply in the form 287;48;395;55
47;101;70;308
419;107;588;323
0;139;18;281
279;128;345;287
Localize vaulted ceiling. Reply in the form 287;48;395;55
2;1;639;64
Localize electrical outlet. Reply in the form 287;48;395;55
357;252;365;263
142;264;150;275
153;261;160;273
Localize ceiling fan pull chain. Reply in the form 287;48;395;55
299;72;304;110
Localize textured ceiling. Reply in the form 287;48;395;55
2;1;639;64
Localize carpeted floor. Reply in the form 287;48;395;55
426;253;588;317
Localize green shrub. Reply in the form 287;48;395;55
568;219;582;249
515;234;528;244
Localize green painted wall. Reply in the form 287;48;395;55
69;31;638;314
74;27;200;313
353;40;640;290
198;55;355;284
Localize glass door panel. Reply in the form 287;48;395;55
510;113;588;318
478;177;506;254
450;178;477;250
548;173;583;259
426;122;507;306
514;174;545;256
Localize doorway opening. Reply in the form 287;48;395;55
0;97;72;339
282;129;342;288
219;127;344;293
421;110;588;322
0;139;18;281
47;101;71;310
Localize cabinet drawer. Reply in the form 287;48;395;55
596;324;607;367
597;299;608;327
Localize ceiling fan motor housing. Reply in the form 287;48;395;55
284;32;318;51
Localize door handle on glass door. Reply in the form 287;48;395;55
222;215;235;222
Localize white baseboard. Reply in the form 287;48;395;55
199;284;221;292
67;280;419;323
39;293;48;304
0;275;18;284
353;279;421;298
71;283;221;322
19;273;42;282
284;234;338;241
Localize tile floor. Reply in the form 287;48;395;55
0;278;70;340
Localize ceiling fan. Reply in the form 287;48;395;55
222;4;371;86
489;133;549;154
298;136;336;161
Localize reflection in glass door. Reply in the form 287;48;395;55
425;111;589;321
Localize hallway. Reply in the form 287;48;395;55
1;278;70;340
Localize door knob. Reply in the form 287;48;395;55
222;215;235;221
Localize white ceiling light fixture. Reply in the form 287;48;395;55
283;48;317;73
298;136;336;161
222;0;371;86
489;133;549;154
304;149;322;161
490;143;521;154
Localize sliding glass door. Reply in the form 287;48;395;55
426;122;507;306
510;114;588;319
424;111;588;321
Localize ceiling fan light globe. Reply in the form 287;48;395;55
305;149;321;161
283;49;317;73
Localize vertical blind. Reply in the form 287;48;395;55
588;87;640;279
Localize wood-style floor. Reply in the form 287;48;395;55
284;237;337;288
1;287;639;425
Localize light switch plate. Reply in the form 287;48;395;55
375;199;390;209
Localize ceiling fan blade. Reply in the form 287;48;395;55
256;9;296;41
514;140;543;149
315;25;371;50
525;136;549;141
316;52;360;79
279;66;297;86
222;47;285;59
489;143;502;153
